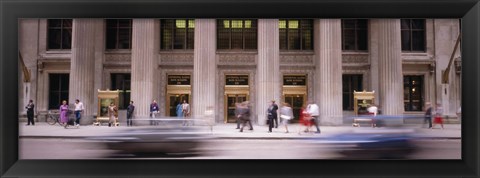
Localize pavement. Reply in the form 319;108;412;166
19;121;461;140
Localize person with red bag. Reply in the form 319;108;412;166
431;103;444;129
298;106;312;134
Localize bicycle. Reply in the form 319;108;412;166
46;110;74;126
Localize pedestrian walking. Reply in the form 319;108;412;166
204;106;215;132
182;100;191;126
74;99;84;126
431;103;444;129
280;102;294;133
126;101;135;127
306;101;321;133
239;101;253;132
235;102;242;129
367;104;378;127
25;100;35;125
150;100;159;125
267;100;278;133
59;100;69;127
298;106;312;134
25;100;35;126
108;102;118;127
424;102;433;128
176;101;183;118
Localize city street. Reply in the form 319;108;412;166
20;138;460;159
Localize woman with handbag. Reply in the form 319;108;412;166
280;103;294;133
108;102;118;127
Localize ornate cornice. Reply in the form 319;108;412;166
280;54;313;65
105;53;131;62
342;54;369;64
218;54;256;66
159;53;194;65
342;65;371;71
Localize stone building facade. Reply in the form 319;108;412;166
18;18;462;125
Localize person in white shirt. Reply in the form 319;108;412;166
367;104;379;127
306;101;321;133
182;100;191;126
367;105;378;116
280;102;294;133
74;99;84;126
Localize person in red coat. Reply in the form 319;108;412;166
431;103;444;129
298;106;312;134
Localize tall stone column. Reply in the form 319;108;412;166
256;19;280;126
314;19;343;125
131;19;160;117
377;19;403;115
369;20;380;105
193;19;217;123
19;19;39;116
434;19;461;118
69;19;102;123
93;19;105;117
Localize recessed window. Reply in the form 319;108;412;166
404;75;424;111
217;19;257;50
49;74;69;109
401;19;426;52
47;19;72;50
161;19;195;50
279;19;313;50
343;74;363;110
341;19;368;51
106;19;132;50
111;73;131;109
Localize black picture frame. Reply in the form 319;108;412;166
1;0;478;177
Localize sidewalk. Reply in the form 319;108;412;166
19;122;461;140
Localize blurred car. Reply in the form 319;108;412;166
88;125;214;157
312;128;418;159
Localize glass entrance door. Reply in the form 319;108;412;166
226;94;247;123
167;94;189;117
283;94;304;122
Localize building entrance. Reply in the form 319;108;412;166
166;75;191;117
225;94;248;123
224;75;250;123
283;94;305;122
167;94;190;117
283;75;307;122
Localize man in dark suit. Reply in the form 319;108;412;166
127;101;135;127
424;102;432;128
267;100;278;132
25;100;35;126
